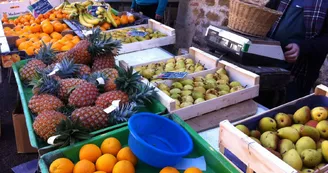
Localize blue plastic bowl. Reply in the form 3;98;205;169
128;113;193;168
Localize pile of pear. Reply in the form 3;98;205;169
156;67;245;109
236;106;328;172
104;27;167;44
134;56;206;82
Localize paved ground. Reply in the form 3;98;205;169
0;68;38;173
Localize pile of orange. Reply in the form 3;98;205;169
98;15;135;31
2;9;69;26
49;137;137;173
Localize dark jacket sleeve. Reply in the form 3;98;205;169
266;0;281;10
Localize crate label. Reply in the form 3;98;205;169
156;72;188;79
127;30;147;37
28;0;53;17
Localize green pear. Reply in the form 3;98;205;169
230;86;244;92
258;117;277;132
278;139;295;155
217;84;230;93
162;90;170;96
321;140;328;162
176;56;185;61
283;149;303;170
275;113;292;128
193;82;205;87
235;124;250;136
218;90;229;96
250;130;261;139
250;137;261;144
292;124;304;134
164;66;175;72
230;81;242;87
205;93;217;100
172;82;183;89
170;93;180;99
192;92;204;99
300;125;320;142
301;149;322;168
204;81;217;90
311;107;328;121
166;58;176;63
193;76;205;82
293;106;311;124
205;89;218;96
176;62;186;69
205;74;214;79
165;62;175;68
260;131;279;150
174;99;180;107
217;79;229;85
194;98;205;104
180;79;193;86
142;69;155;79
185;59;194;64
183;84;194;90
181;90;192;97
277;127;300;143
170;88;181;95
194;66;204;72
182;95;194;103
219;74;230;81
193;86;206;94
147;63;156;69
157;83;170;91
216;68;227;75
180;102;193;108
296;137;316;155
316;120;328;139
301;168;314;173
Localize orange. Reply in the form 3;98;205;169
49;14;56;20
53;23;64;32
51;41;63;51
51;32;63;39
62;24;68;29
28;34;38;39
114;19;121;26
11;54;21;62
33;42;41;49
42;23;54;34
184;167;202;173
35;18;41;24
72;38;80;44
3;61;13;68
50;39;59;43
99;27;106;31
26;46;37;55
56;13;63;19
100;22;110;30
95;154;117;172
160;167;180;173
39;33;50;38
31;23;41;33
41;36;52;43
120;15;129;25
128;16;135;23
18;41;31;51
29;37;40;43
16;38;27;47
38;14;44;19
100;137;122;156
14;26;23;32
94;171;106;173
4;27;11;31
63;34;73;39
60;45;73;51
79;144;102;163
49;158;74;173
23;26;31;32
117;147;138;166
112;160;135;173
73;160;96;173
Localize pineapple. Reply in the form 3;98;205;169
61;28;121;65
99;68;118;91
79;64;91;76
33;110;67;141
54;52;66;63
68;82;99;107
92;55;117;72
109;103;137;125
28;94;64;114
71;106;108;131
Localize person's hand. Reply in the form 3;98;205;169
284;43;300;63
155;14;162;20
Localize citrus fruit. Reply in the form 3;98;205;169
100;137;122;156
160;167;180;173
112;160;135;173
95;154;117;172
79;144;102;163
53;23;64;32
49;158;74;173
184;167;202;173
50;32;63;39
94;171;106;173
73;160;96;173
42;23;54;34
117;147;138;166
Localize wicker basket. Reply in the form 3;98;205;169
228;0;282;37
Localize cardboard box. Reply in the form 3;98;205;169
12;102;37;153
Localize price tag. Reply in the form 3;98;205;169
156;72;188;79
28;0;54;18
96;77;105;85
47;63;61;76
127;30;147;37
103;100;120;114
47;135;61;145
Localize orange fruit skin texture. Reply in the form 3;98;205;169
73;160;96;173
95;154;117;172
112;160;135;173
100;137;122;156
79;144;102;163
160;167;180;173
94;171;107;173
49;158;74;173
184;167;203;173
117;147;138;166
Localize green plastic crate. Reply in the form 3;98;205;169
12;59;167;149
39;114;240;173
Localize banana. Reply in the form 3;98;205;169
83;13;100;25
104;8;117;27
82;0;93;7
62;8;78;14
55;2;66;10
79;13;94;28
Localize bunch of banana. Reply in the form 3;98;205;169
97;6;117;27
62;3;78;15
76;3;102;28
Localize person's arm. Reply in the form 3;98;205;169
156;0;168;17
299;34;328;59
131;0;136;10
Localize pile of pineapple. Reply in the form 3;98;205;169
19;28;156;146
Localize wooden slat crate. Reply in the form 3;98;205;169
219;84;328;173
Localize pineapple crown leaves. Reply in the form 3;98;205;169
29;72;60;96
109;103;138;125
129;83;157;107
54;118;92;148
57;105;76;117
35;41;56;65
55;57;81;79
115;66;142;95
87;27;122;57
86;71;108;93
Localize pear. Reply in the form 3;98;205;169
192;92;204;99
205;74;214;80
155;68;164;75
218;90;229;96
181;90;192;96
176;56;185;61
194;82;205;87
258;117;277;132
182;95;194;103
165;62;175;68
183;85;194;90
205;93;217;100
321;140;328;162
142;69;155;79
147;63;156;69
301;149;322;168
185;64;194;69
293;106;311;124
170;88;181;95
172;82;183;89
278;139;295;155
311;107;328;121
230;86;244;92
193;76;205;82
216;68;227;75
176;59;185;64
250;130;261;139
185;59;194;64
170;93;180;99
250;137;261;144
301;169;314;173
300;125;320;142
296;137;316;155
277;127;300;143
305;120;319;128
217;79;229;85
206;89;218;96
316;120;328;138
316;139;325;149
134;66;143;72
194;98;205;104
162;90;170;96
176;62;186;69
195;66;204;72
193;86;206;94
180;79;194;86
204;81;217;90
275;113;292;128
235;125;250;136
157;83;170;91
230;81;242;87
217;84;230;92
174;99;181;107
260;131;279;150
180;102;193;108
283;149;303;170
292;124;304;134
164;66;175;72
166;58;176;63
219;74;230;81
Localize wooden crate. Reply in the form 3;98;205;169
219;84;328;173
146;60;260;120
106;19;175;54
